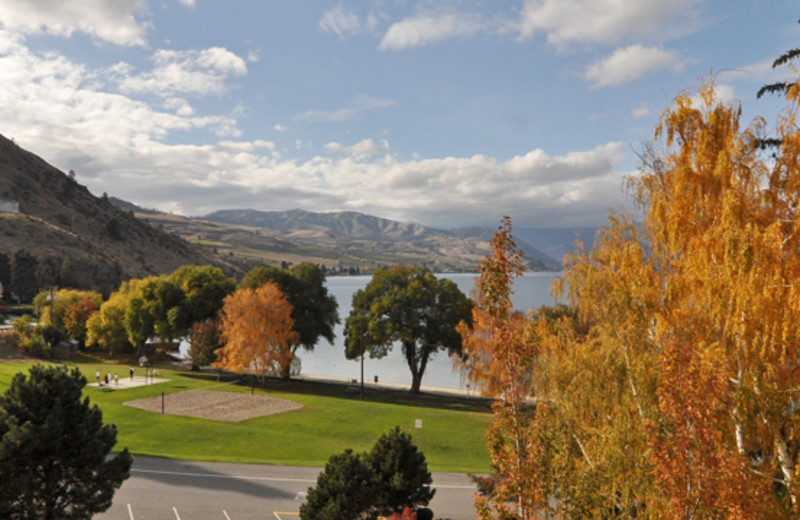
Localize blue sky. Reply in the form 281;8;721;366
0;1;796;229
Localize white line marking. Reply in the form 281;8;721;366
127;503;135;520
173;506;182;519
223;511;232;520
130;468;475;489
132;468;317;484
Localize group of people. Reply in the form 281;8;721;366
95;367;135;386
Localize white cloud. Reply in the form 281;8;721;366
319;5;362;37
585;44;684;87
518;0;699;46
631;103;651;119
178;0;196;7
379;12;487;50
273;123;287;132
325;138;390;159
295;94;396;122
115;47;248;97
0;0;149;46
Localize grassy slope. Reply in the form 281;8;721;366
0;361;491;473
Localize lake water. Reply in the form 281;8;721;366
296;272;563;391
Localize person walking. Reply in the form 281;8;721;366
129;366;134;381
95;369;100;384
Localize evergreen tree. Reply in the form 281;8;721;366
0;251;11;300
367;427;435;516
0;365;132;519
10;249;38;303
300;449;377;520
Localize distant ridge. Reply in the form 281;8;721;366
202;208;561;271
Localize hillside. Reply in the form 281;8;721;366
0;134;241;295
201;208;561;272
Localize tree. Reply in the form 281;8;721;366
300;449;377;520
10;249;38;303
188;319;220;368
123;276;184;353
0;365;132;519
367;427;435;516
169;265;236;332
300;427;434;520
345;265;472;394
241;263;339;375
33;289;102;348
213;283;299;380
86;280;139;354
456;217;545;520
0;251;11;301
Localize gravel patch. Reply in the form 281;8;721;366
123;389;304;422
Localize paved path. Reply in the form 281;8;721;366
94;456;478;520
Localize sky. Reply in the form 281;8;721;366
0;1;797;230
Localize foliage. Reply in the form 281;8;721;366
241;263;339;358
300;449;378;520
213;283;299;380
465;79;800;518
33;289;102;347
0;365;132;519
301;427;434;520
0;251;10;301
10;249;38;303
345;265;472;394
86;281;137;354
456;217;545;520
367;426;435;516
168;265;236;332
187;319;220;367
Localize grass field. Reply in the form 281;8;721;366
0;359;492;473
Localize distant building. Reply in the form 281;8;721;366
0;197;19;213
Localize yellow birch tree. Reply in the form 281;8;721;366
214;283;299;380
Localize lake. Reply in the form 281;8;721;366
296;272;563;391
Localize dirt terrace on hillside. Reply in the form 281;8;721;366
124;389;304;422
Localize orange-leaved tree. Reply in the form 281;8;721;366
214;283;299;381
457;216;544;520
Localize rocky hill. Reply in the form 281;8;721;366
0;134;241;295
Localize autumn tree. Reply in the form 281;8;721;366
213;283;299;380
33;289;102;347
86;280;139;354
187;319;220;369
456;216;548;520
345;265;472;394
241;263;339;376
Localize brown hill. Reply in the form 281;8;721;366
0;134;241;295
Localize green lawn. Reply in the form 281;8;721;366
0;360;492;473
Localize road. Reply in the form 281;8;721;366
94;456;478;520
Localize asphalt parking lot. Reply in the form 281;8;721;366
94;456;478;520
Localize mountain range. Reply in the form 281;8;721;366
1;132;598;295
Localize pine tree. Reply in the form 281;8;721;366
0;365;132;519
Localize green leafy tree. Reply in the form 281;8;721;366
169;265;236;331
345;265;472;394
300;449;378;520
0;365;132;519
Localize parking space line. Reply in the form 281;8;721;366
127;503;135;520
223;511;231;520
173;506;182;519
274;512;300;519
